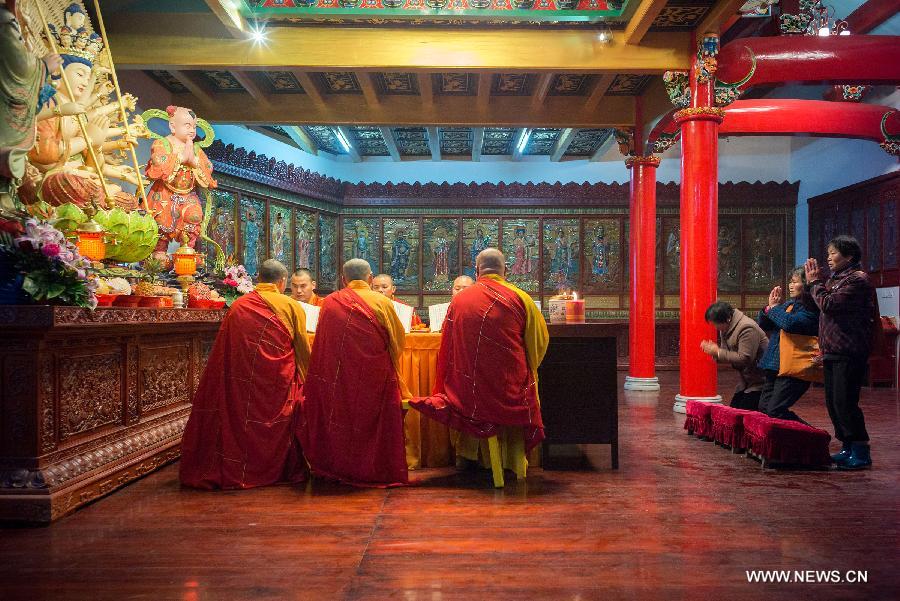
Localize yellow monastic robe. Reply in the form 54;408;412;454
255;282;312;380
453;273;549;478
346;280;412;401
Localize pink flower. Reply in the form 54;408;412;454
223;277;238;287
41;243;61;258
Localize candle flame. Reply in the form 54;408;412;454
573;292;578;301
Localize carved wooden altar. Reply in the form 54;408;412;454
0;307;223;524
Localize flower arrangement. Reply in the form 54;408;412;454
0;219;97;309
220;264;254;305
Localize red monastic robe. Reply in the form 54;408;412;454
298;286;408;487
409;276;546;451
180;291;305;489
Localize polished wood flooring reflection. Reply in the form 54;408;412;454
2;372;898;600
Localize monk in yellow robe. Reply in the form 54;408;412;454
372;273;424;328
410;249;549;480
181;260;311;489
289;268;326;306
298;259;411;487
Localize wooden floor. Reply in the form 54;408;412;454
2;372;897;600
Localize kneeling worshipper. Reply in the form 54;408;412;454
298;259;411;487
180;260;311;489
701;301;769;410
409;248;549;480
372;273;424;328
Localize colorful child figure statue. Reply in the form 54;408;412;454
144;105;217;252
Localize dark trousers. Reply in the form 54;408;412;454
757;370;778;413
730;390;761;411
768;376;810;422
824;356;869;443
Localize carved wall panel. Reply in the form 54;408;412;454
240;196;267;277
39;355;55;453
501;218;540;293
743;215;784;293
583;218;622;293
342;217;380;273
205;189;237;266
543;218;580;293
318;214;338;290
139;344;191;414
462;218;499;279
58;352;123;441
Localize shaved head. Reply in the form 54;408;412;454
452;275;474;296
343;258;372;283
476;248;505;277
372;273;396;298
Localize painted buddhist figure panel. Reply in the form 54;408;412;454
542;219;579;293
462;218;498;279
342;218;379;273
718;217;741;292
269;204;293;272
743;216;784;292
240;196;266;277
583;218;622;293
662;218;680;293
382;218;420;291
501;219;539;292
294;209;317;278
206;190;236;266
318;214;338;290
423;218;459;292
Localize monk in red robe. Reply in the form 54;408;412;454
180;260;311;489
289;268;326;306
372;273;424;329
298;259;411;487
409;248;549;480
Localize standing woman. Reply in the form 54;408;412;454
805;236;876;470
756;268;820;422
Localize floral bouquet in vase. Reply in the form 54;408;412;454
0;219;97;309
219;264;254;306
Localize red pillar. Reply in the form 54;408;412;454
625;155;660;392
673;46;725;412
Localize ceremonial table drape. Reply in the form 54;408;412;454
308;332;452;468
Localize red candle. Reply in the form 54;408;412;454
565;294;585;324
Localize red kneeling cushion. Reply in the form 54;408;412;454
684;400;714;438
709;405;757;448
743;413;831;467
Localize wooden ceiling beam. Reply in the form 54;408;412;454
623;0;669;46
477;73;492;113
531;74;555;110
229;71;271;106
697;0;748;34
471;127;484;162
202;0;248;35
167;70;216;106
167;92;636;127
846;0;900;34
589;132;616;162
584;74;616;112
511;128;529;162
288;70;326;108
427;126;441;161
286;126;318;155
335;126;361;163
358;73;381;107
108;29;692;72
550;128;579;162
380;127;401;161
419;73;434;108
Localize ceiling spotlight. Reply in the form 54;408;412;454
595;22;613;44
249;24;267;44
